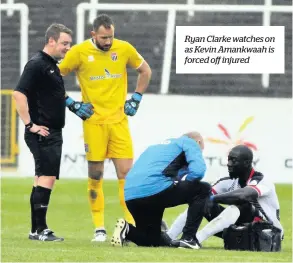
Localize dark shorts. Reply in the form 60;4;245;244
24;129;63;179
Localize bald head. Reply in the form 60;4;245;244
184;131;204;150
229;145;253;162
227;145;253;179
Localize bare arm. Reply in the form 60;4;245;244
13;91;31;125
13;91;49;136
134;61;152;94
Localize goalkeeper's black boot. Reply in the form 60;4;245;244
36;229;64;242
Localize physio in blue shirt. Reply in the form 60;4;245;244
110;131;211;249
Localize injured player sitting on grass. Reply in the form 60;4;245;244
167;145;284;250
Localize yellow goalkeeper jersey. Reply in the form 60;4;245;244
59;38;144;124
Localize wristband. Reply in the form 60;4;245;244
132;92;142;101
25;121;33;131
65;96;74;107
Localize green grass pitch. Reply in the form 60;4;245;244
1;178;292;262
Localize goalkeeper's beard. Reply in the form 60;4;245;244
95;41;112;52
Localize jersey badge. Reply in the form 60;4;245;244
111;52;118;61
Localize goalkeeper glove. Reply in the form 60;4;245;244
65;96;94;120
124;92;142;116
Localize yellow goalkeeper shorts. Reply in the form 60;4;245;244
83;117;133;161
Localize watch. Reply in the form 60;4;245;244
25;121;33;131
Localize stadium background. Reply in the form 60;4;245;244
1;1;292;262
2;0;292;96
1;0;292;171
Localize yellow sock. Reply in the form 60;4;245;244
88;178;104;229
118;179;135;225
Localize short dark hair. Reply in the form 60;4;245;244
45;23;72;44
93;14;114;32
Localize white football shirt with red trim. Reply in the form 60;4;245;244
212;169;283;233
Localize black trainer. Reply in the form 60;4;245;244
28;231;38;240
178;237;201;249
36;229;64;242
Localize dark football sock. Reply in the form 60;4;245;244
30;186;37;233
33;186;52;233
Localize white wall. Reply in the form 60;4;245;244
18;93;292;183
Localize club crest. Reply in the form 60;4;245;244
111;52;118;61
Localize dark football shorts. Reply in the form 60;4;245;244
24;129;63;179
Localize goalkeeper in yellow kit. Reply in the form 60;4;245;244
59;14;152;242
